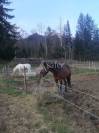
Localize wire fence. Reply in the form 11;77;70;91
53;94;99;121
0;61;99;94
0;61;99;122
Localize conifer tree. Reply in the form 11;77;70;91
0;0;19;61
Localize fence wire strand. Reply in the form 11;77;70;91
54;94;99;120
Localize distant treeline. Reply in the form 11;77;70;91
15;13;99;61
0;0;99;61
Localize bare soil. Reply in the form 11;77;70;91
38;74;99;133
0;74;99;133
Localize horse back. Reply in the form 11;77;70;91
53;63;71;81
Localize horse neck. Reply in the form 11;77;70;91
49;68;58;75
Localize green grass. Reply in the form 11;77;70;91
73;67;99;75
37;93;73;133
0;87;24;96
0;78;25;96
30;76;39;80
31;64;40;67
38;106;73;133
0;78;23;88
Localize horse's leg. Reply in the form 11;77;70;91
64;79;67;92
59;80;64;95
55;80;60;94
67;75;71;88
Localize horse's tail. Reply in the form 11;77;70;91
64;64;71;87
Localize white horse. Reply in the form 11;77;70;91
12;63;31;76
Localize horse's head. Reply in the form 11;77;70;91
40;68;48;77
37;68;48;84
37;61;52;84
42;61;54;71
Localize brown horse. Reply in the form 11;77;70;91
39;61;71;95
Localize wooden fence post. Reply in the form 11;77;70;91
94;62;96;72
23;67;27;93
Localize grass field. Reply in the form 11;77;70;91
73;67;99;75
0;67;99;133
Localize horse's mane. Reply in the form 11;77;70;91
42;61;71;71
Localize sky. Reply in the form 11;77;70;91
10;0;99;36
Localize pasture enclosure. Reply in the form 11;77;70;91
0;60;99;133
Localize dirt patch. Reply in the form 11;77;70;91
72;74;99;82
0;73;99;133
37;74;99;133
66;75;99;132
